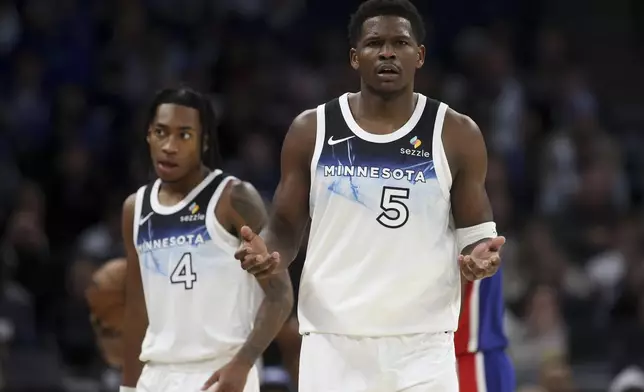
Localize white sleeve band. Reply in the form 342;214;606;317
120;387;136;392
456;222;498;253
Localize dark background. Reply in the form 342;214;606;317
1;0;643;391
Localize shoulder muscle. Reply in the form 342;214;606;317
442;108;487;180
221;179;268;234
282;108;317;168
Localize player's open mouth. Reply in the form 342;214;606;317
376;64;400;80
157;160;178;173
376;64;400;75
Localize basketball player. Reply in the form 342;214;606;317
235;0;507;391
120;87;293;392
455;262;515;392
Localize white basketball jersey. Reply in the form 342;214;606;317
300;93;459;336
133;170;264;364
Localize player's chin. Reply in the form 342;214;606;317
369;81;406;95
155;168;185;183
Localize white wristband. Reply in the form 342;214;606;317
456;222;497;253
120;387;136;392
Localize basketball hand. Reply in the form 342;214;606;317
201;360;250;392
234;226;280;279
458;236;506;281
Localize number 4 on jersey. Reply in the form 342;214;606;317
377;186;410;228
170;252;197;289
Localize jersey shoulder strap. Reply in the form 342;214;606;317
140;179;156;216
203;171;242;251
132;184;150;245
324;95;354;140
192;169;230;209
410;95;440;140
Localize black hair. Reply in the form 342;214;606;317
348;0;426;47
145;86;222;169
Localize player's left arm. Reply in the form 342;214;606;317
222;180;294;366
444;110;506;283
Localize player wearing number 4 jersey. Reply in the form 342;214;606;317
121;87;293;392
235;1;512;391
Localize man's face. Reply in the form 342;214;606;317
147;103;202;182
350;16;425;95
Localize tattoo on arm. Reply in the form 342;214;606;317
227;180;295;365
229;181;269;234
235;271;294;366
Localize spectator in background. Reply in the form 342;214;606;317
609;366;644;392
507;286;569;382
609;255;644;372
538;355;577;392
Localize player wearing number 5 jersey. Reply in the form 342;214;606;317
235;1;507;391
120;87;293;392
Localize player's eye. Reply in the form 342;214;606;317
180;132;192;140
397;40;409;45
154;128;165;137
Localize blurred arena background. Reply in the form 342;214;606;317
1;0;643;391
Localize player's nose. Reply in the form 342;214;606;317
161;135;179;154
378;44;396;60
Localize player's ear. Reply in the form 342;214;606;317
146;126;152;144
416;45;426;69
350;48;359;70
202;134;209;152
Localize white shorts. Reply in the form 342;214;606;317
299;332;458;392
137;359;260;392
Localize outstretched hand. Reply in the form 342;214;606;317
458;236;506;281
234;226;281;279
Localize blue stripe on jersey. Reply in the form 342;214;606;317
477;269;509;351
137;222;211;253
318;139;437;206
136;220;212;278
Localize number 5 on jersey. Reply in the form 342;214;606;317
377;186;410;229
170;252;197;290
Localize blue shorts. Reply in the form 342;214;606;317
457;349;515;392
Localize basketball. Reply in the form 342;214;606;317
85;258;127;332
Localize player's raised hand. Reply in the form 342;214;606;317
234;225;281;279
201;360;250;392
458;236;506;281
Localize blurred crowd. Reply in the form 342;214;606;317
0;0;643;391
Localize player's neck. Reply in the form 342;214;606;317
357;84;416;124
161;165;209;197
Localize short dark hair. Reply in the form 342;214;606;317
348;0;426;47
145;86;222;169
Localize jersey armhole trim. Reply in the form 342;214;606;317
432;102;452;202
132;185;147;246
205;175;241;252
309;104;326;215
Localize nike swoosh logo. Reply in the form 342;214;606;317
327;136;355;146
139;212;154;226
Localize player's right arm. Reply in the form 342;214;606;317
236;109;317;278
121;193;149;388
